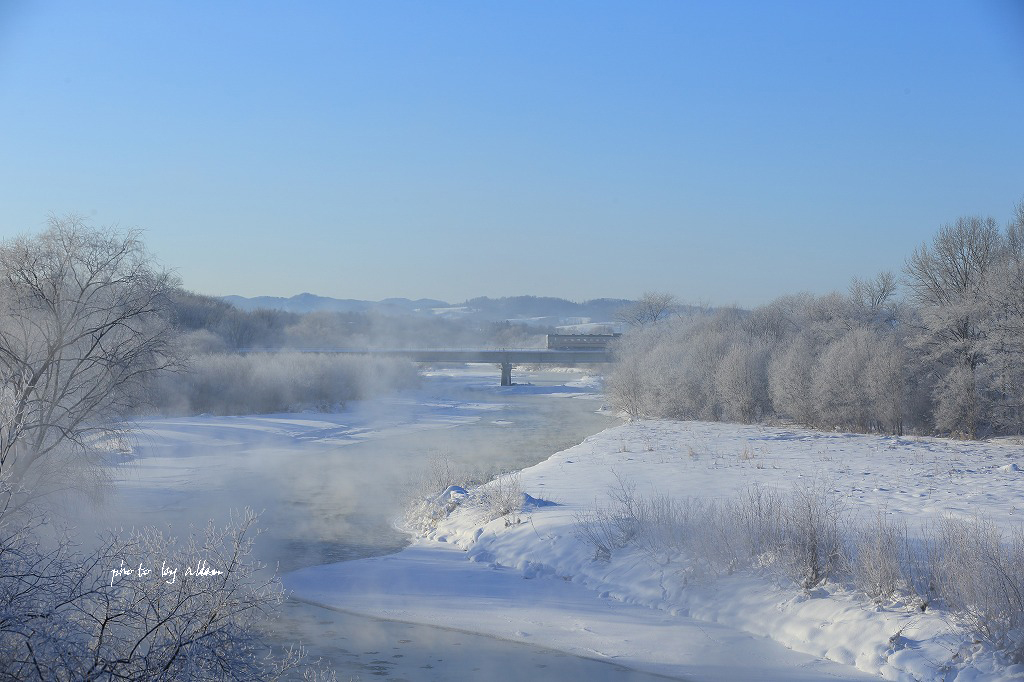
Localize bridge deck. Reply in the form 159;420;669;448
241;349;612;384
280;349;614;364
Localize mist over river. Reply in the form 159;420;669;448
89;367;677;680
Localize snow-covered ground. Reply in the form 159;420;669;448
286;420;1024;681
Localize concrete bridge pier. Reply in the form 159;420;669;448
500;361;513;386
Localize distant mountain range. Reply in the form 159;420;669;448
222;293;634;328
222;293;448;315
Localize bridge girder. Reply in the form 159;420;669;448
299;349;614;385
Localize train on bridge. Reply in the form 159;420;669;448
546;333;621;351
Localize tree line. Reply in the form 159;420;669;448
608;201;1024;438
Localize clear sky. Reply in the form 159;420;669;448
1;1;1022;306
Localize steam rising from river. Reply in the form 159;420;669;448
62;367;626;679
79;367;611;575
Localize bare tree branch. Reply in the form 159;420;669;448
615;292;678;329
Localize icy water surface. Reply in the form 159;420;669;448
97;368;683;680
276;597;686;682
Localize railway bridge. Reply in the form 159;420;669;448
313;348;614;385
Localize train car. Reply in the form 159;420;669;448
546;333;621;351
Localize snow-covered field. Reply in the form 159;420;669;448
287;420;1024;681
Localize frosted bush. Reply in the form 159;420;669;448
573;474;646;562
573;506;632;562
782;480;846;589
851;509;913;603
734;483;786;565
574;476;849;589
401;454;484;534
631;493;702;566
931;516;1024;661
482;470;523;524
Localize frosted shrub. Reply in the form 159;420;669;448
932;365;983;439
851;509;913;603
573;474;646;562
576;477;848;588
401;454;479;534
574;474;728;574
669;327;730;421
482;470;523;524
573;505;631;562
694;499;745;577
606;326;662;419
604;353;649;419
734;484;786;567
606;472;646;541
811;330;875;432
606;319;734;422
931;516;1024;661
782;481;846;589
187;353;257;414
863;338;909;436
418;454;468;498
403;485;470;536
404;463;528;532
632;493;703;566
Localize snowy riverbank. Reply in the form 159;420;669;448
286;420;1024;681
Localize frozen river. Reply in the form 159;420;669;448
93;367;683;680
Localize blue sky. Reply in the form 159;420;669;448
1;1;1022;306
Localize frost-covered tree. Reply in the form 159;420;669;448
849;271;897;312
812;329;874;432
615;292;678;328
982;200;1024;433
605;353;649;419
0;218;334;680
0;217;178;505
606;327;659;418
742;299;798;346
606;314;731;420
904;216;1002;437
863;333;910;435
715;341;770;423
645;312;745;421
798;291;860;346
768;333;818;425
